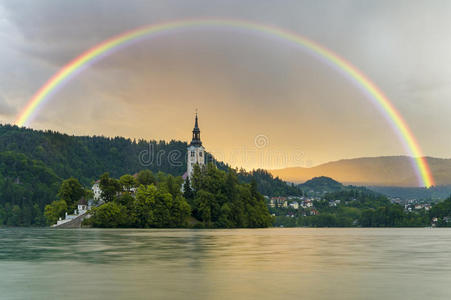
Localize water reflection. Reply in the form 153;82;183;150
0;228;451;299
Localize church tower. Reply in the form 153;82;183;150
187;112;205;178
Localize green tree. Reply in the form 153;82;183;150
90;202;129;228
134;185;157;227
58;178;85;211
171;195;191;227
152;190;173;227
194;190;215;226
7;205;22;226
32;203;46;226
119;174;137;193
44;199;68;225
163;175;182;198
136;170;156;186
0;206;6;225
217;203;233;228
99;173;121;203
183;176;194;203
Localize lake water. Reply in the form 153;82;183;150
0;228;451;299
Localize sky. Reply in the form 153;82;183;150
0;0;450;170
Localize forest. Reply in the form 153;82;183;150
0;124;291;226
2;124;451;228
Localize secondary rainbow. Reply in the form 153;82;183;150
14;18;435;187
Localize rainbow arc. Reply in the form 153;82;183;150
14;18;435;187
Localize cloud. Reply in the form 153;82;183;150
0;94;16;116
0;0;451;166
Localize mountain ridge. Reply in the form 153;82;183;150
270;156;451;187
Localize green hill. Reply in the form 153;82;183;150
0;124;187;185
0;151;60;226
299;176;343;193
0;124;299;226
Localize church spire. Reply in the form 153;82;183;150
194;111;199;130
190;110;202;146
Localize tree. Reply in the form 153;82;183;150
183;177;194;203
163;175;182;198
191;164;204;192
217;203;233;228
134;185;157;227
44;199;68;225
152;190;173;227
99;173;121;203
171;195;191;227
8;205;22;226
90;202;129;228
136;170;156;186
194;190;215;226
58;178;85;211
32;203;46;226
0;206;6;225
119;174;137;193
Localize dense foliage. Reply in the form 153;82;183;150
2;125;450;228
84;165;272;228
189;164;273;228
0;124;187;185
0;151;60;226
0;125;302;227
273;187;446;228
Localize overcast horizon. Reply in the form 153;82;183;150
1;0;450;170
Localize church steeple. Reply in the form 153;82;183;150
190;111;202;146
186;110;205;179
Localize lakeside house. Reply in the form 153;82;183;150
270;197;288;208
289;201;299;209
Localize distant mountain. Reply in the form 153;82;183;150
270;156;451;187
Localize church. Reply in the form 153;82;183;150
184;112;205;180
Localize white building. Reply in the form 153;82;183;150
186;112;205;179
77;198;88;215
92;181;101;201
289;201;299;209
303;200;313;208
54;198;91;226
269;199;276;208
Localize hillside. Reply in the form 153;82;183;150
0;124;300;226
0;151;60;226
270;156;451;187
0;124;187;185
299;176;343;193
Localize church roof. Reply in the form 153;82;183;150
78;197;87;205
190;112;202;147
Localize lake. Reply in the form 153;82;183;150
0;228;450;299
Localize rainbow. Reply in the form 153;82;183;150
14;18;435;187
